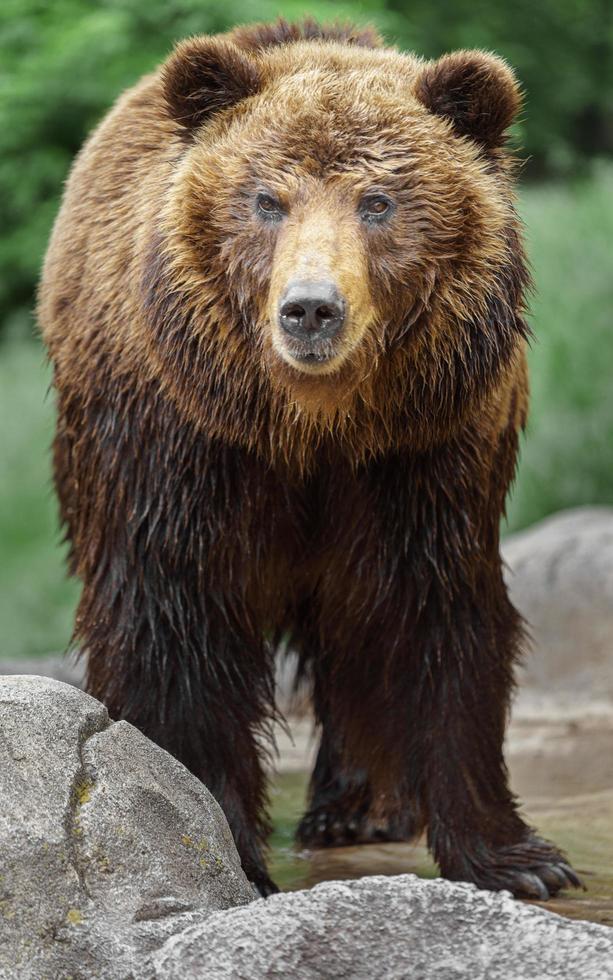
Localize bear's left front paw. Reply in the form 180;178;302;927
445;834;583;900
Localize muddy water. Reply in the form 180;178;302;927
267;716;613;927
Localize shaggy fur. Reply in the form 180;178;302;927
39;18;580;898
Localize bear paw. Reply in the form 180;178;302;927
242;861;279;897
448;834;583;901
251;875;279;898
296;803;415;849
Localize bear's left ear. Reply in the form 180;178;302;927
162;36;262;135
415;51;521;150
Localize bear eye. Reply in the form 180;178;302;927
256;192;285;221
360;194;394;223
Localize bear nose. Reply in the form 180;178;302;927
278;280;345;341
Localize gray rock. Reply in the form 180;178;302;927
503;506;613;711
150;874;613;980
0;675;253;980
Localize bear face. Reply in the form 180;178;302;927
152;34;526;429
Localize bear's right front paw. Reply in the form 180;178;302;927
242;860;279;897
250;875;279;898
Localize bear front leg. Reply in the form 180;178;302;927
414;575;581;899
52;385;286;894
82;577;277;896
301;428;582;896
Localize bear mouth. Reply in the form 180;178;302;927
291;348;335;365
277;344;338;374
277;337;342;373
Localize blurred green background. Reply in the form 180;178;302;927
1;0;612;659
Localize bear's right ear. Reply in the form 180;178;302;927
162;36;261;135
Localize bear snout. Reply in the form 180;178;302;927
278;279;346;356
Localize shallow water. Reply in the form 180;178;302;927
267;769;613;927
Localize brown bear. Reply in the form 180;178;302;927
39;18;580;899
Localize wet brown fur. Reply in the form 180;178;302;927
38;18;579;898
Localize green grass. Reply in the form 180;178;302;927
1;166;612;659
0;342;79;658
507;163;613;530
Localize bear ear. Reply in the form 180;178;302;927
162;36;261;134
415;51;521;150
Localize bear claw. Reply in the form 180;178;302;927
498;861;583;900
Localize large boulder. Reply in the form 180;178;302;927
0;675;253;979
503;506;613;711
1;675;612;980
151;874;613;980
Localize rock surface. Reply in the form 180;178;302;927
0;675;253;980
503;506;613;713
151;874;613;980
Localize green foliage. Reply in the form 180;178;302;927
386;0;613;175
506;163;613;531
1;0;612;333
1;166;612;659
0;341;79;659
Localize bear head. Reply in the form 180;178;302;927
146;20;528;454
